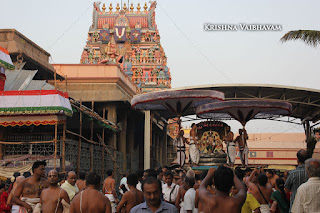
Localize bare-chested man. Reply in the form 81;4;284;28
246;168;273;213
116;173;144;213
266;169;279;188
199;166;246;213
103;170;118;213
195;171;213;213
70;172;111;213
234;128;249;167
12;160;49;213
40;169;70;213
224;126;235;167
76;172;86;191
7;175;25;212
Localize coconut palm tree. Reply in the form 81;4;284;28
281;30;320;157
281;30;320;47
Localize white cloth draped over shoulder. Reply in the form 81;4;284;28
61;181;79;201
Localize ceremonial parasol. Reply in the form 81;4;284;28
196;100;292;126
131;89;225;168
131;89;225;119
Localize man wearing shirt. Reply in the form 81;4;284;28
284;149;309;211
183;177;197;213
163;171;179;205
291;158;320;213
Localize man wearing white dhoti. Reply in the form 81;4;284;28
234;128;249;168
174;130;187;167
12;161;49;213
189;123;200;166
224;126;235;167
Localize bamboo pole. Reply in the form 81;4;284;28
77;100;82;176
54;69;57;90
0;140;55;145
66;130;98;145
54;123;58;169
102;108;105;180
62;122;66;173
90;101;94;172
70;101;119;131
64;75;68;93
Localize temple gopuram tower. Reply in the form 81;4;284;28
81;1;171;93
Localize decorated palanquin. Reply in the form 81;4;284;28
196;121;229;154
80;1;171;93
193;121;228;167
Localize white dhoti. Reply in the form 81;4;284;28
18;197;41;213
177;151;186;167
105;193;116;213
260;204;270;213
11;205;19;213
180;201;184;213
189;142;199;164
226;142;236;164
239;144;249;166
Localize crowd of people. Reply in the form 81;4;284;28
0;149;319;213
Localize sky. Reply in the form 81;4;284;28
2;0;320;133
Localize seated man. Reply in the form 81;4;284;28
199;166;246;213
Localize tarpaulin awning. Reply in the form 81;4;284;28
0;163;32;179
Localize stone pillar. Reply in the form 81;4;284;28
105;104;117;172
144;111;151;170
127;114;135;171
162;125;168;166
119;111;127;172
106;105;117;147
155;133;159;164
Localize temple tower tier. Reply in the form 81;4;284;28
81;1;171;93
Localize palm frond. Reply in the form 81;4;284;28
280;30;320;47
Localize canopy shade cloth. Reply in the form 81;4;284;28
0;90;72;116
0;115;66;127
131;89;225;119
196;100;292;126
